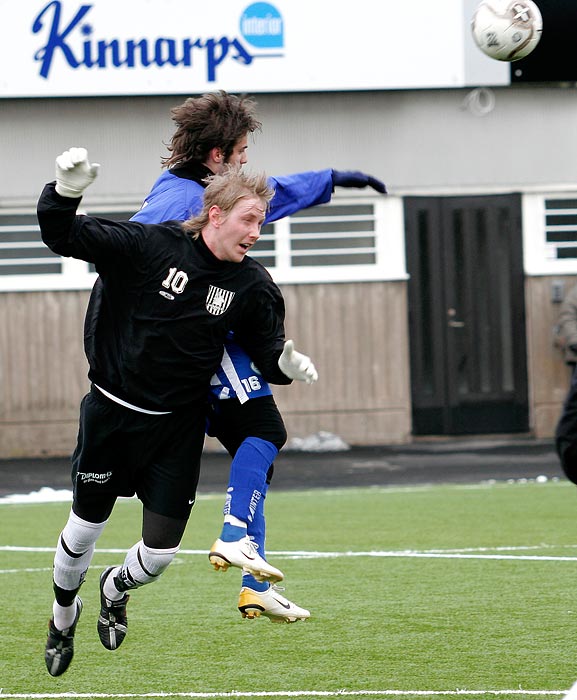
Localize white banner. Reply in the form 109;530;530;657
0;0;509;97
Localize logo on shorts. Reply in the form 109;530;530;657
77;471;113;485
206;285;235;316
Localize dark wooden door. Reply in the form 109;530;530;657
404;194;529;435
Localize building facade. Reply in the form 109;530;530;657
1;1;576;456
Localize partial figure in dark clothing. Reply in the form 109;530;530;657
39;147;317;677
553;283;577;372
555;285;577;483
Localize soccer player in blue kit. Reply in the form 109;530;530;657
131;91;387;622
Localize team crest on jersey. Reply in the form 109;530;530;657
206;285;235;315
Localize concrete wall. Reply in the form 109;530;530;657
1;86;576;456
3;86;577;209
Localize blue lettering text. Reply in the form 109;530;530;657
31;0;255;81
32;1;92;78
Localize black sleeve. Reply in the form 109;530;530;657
37;182;81;256
37;181;148;264
235;281;293;386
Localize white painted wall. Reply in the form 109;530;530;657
2;86;576;210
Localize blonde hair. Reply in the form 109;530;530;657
182;168;274;238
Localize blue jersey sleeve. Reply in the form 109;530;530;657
131;172;205;223
265;170;333;223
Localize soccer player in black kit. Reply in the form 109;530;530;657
38;147;317;677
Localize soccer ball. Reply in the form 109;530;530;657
471;0;543;62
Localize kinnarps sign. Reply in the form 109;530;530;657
0;0;507;98
33;1;283;82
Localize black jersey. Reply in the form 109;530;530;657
37;183;291;412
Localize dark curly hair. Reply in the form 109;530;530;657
162;91;262;168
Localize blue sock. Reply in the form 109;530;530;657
225;437;277;528
219;522;247;542
242;574;269;593
243;477;270;593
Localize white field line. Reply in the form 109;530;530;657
0;690;569;698
0;479;572;507
3;544;577;577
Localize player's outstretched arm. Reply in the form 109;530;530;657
55;147;100;198
278;340;318;384
264;168;387;225
331;170;387;194
39;149;137;261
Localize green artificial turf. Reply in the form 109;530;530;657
1;479;577;699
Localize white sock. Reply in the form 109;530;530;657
102;566;124;602
53;598;78;631
53;510;107;592
224;514;247;528
110;541;180;594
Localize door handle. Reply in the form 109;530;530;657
447;308;464;328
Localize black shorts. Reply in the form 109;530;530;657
206;394;287;456
71;388;205;521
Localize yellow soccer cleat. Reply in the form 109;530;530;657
238;585;310;623
209;536;284;583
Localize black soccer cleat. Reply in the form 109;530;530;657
45;598;83;676
97;566;130;650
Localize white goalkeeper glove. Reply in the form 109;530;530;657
55;147;100;198
278;340;318;384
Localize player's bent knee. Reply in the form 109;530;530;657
140;543;179;577
117;540;179;590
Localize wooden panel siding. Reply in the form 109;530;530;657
0;290;90;457
272;281;412;446
0;277;570;457
525;275;574;439
0;282;412;458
